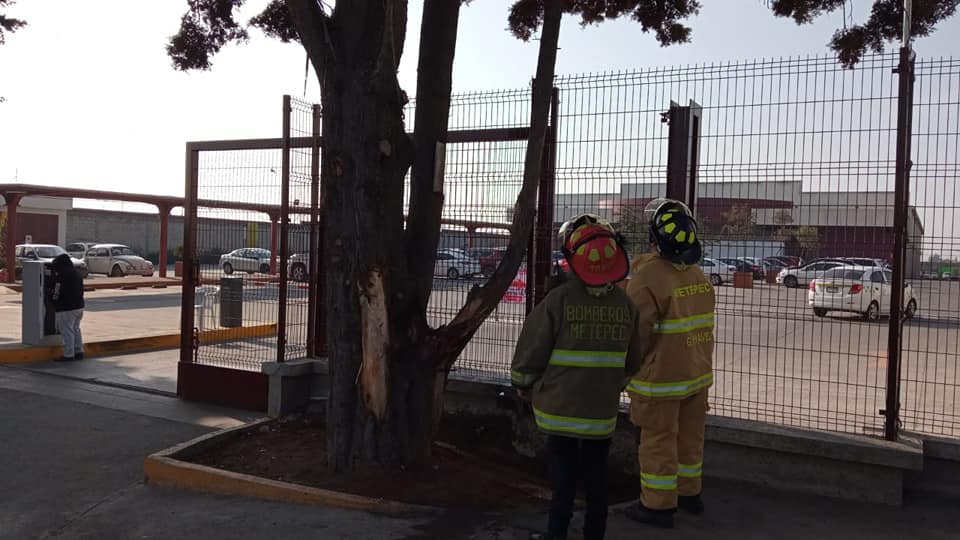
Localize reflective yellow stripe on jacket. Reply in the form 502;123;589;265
628;372;713;398
549;349;626;368
533;408;617;438
511;370;539;387
652;312;715;334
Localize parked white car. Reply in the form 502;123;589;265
777;260;847;288
85;244;155;277
435;251;481;280
14;244;88;279
701;258;736;287
220;248;273;275
809;266;918;321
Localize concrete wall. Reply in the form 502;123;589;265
66;209;183;258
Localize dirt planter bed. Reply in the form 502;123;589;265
144;415;555;514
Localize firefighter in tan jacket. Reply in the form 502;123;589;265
624;198;715;529
512;214;641;540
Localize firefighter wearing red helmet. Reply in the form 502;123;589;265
622;198;715;529
511;213;643;540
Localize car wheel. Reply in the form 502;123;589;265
222;262;234;275
260;263;271;274
905;299;918;320
291;263;307;282
447;267;460;280
481;265;495;277
110;265;125;278
710;274;722;287
784;275;798;288
813;308;828;318
864;301;880;322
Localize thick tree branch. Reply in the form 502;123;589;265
405;0;464;313
285;0;336;84
435;0;563;368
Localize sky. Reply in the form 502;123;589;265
1;0;959;202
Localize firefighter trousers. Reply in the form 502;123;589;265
631;390;708;510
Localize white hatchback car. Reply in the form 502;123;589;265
809;266;918;321
700;258;736;287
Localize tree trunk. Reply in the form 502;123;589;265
290;0;563;471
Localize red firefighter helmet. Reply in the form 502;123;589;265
559;214;629;287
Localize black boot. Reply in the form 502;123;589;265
622;502;675;529
678;494;704;515
75;353;85;360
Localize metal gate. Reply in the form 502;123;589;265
177;93;557;410
178;97;321;411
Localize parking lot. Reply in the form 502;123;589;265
3;274;957;437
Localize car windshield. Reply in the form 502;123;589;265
111;247;138;256
35;246;67;258
252;249;270;258
824;269;865;281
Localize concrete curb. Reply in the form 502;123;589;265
0;324;277;364
2;278;182;293
144;418;436;516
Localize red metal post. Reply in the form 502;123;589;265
3;193;21;283
269;216;279;275
467;227;476;251
179;145;199;368
157;204;172;278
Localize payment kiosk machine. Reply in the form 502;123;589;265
21;260;61;346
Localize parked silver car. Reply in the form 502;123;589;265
220;248;273;275
65;242;98;260
287;253;310;282
85;244;155;277
434;251;481;280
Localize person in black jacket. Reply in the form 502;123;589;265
51;254;85;361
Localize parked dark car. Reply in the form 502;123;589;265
765;255;804;268
720;258;763;280
479;248;506;276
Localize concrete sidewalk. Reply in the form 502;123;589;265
1;366;957;539
0;286;181;348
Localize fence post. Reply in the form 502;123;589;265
665;100;702;214
884;46;915;441
307;104;322;358
277;95;292;363
179;144;199;367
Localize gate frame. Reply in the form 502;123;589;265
179;96;555;410
178;131;319;412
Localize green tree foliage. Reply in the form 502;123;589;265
770;0;959;66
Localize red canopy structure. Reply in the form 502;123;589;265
0;183;509;283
